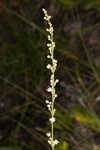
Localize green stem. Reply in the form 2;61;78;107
51;121;54;150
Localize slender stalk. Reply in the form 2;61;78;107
42;8;59;150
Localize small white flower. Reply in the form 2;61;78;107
42;8;47;15
54;63;57;67
47;87;52;92
49;101;51;105
54;139;59;145
49;117;56;123
46;132;51;137
56;79;59;83
47;43;51;47
46;28;50;32
48;139;51;145
44;16;47;20
47;104;50;108
47;105;51;111
47;64;51;69
55;94;58;98
50;79;53;84
48;35;51;41
45;100;49;104
47;55;50;58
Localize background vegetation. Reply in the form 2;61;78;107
0;0;100;150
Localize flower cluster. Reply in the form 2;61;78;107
43;8;59;150
46;132;59;147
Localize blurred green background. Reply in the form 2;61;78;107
0;0;100;150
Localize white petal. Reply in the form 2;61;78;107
49;117;56;123
47;64;51;69
46;132;51;137
46;87;52;92
45;100;49;104
54;139;59;145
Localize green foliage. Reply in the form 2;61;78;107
55;0;100;9
55;142;69;150
57;0;78;6
0;147;21;150
72;106;100;132
56;108;74;131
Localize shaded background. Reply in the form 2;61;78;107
0;0;100;150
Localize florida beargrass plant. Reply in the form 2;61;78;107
42;8;59;150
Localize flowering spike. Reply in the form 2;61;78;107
43;8;59;150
